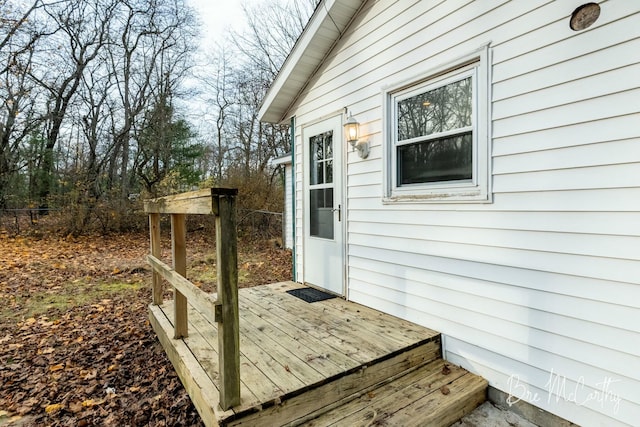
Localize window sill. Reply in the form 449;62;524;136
383;188;492;204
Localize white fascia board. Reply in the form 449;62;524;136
259;0;360;124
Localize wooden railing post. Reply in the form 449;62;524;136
149;213;162;305
213;190;240;410
172;213;188;339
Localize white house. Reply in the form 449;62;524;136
259;1;640;426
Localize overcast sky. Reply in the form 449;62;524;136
187;0;252;47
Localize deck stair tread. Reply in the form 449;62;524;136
304;359;487;427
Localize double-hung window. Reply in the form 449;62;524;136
384;46;491;202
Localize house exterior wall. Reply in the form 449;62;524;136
283;162;294;250
289;1;640;425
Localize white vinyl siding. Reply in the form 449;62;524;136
283;163;294;249
287;1;640;425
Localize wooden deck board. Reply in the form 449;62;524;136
238;300;348;378
149;282;448;426
148;304;232;423
237;295;360;371
316;295;436;344
243;284;423;362
385;373;487;426
183;304;267;409
308;359;487;427
240;288;370;359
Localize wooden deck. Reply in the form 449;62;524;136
149;281;486;426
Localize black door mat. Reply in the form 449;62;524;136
286;287;337;303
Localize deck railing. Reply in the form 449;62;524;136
144;188;240;410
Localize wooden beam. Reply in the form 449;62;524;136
144;188;238;215
148;304;224;427
172;213;188;339
149;213;162;305
147;255;217;324
216;193;241;410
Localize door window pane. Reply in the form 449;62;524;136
325;160;333;184
309;131;333;185
310;188;334;239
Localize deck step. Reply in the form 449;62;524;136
225;339;442;426
303;358;487;427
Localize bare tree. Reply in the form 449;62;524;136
202;47;235;182
1;0;315;233
233;0;318;79
107;0;196;199
27;0;116;209
191;0;316;215
0;0;47;208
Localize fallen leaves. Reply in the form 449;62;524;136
45;403;63;414
0;233;206;426
81;398;103;407
0;230;292;426
38;347;55;355
0;294;203;426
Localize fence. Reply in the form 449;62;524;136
0;208;61;235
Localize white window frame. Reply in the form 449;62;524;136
382;45;492;203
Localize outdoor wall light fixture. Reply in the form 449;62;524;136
344;112;369;159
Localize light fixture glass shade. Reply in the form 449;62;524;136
344;114;359;144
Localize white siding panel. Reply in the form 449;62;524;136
493;37;640;101
493;139;640;175
348;280;640;394
492;10;640;82
286;1;640;425
284;164;293;249
493;89;640;139
493;163;640;193
493;63;640;120
445;338;638;427
489;189;640;212
296;0;508;120
347;170;381;187
294;134;304;282
349;210;640;237
348;221;640;261
348;232;640;284
349;188;640;212
348;245;640;310
493;114;640;156
348;280;640;387
349;257;638;333
349;265;639;361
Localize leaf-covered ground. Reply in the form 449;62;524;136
0;230;291;426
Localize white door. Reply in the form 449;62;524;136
303;115;344;295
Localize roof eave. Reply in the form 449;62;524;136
258;0;364;124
